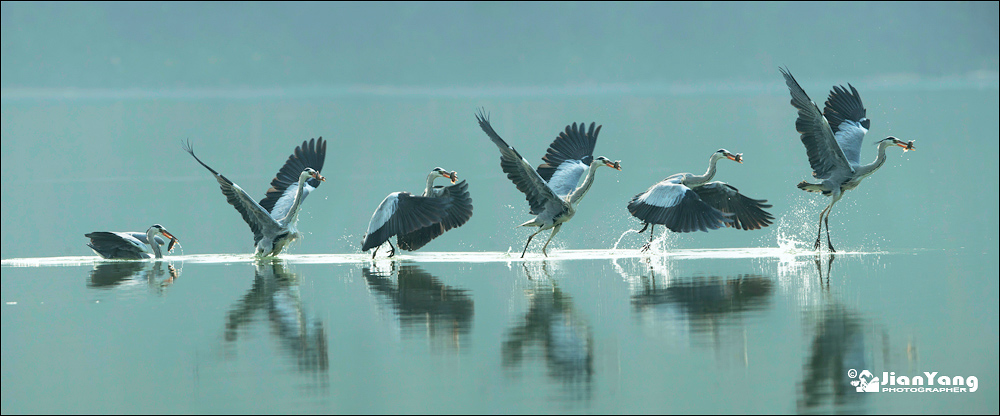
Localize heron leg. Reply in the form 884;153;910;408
824;214;836;252
521;228;545;258
641;224;656;252
637;222;649;234
540;224;563;257
371;243;380;259
388;240;396;258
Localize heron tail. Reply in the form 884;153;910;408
797;181;830;195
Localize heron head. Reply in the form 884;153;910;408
879;136;915;152
715;149;743;163
150;224;180;251
432;167;457;183
596;156;622;171
303;167;326;182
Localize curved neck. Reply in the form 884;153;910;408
855;142;891;179
281;174;310;224
424;172;441;196
686;155;722;186
147;228;163;259
568;160;604;205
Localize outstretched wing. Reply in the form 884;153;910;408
823;84;869;167
537;122;600;197
692;182;774;231
475;110;566;216
361;192;452;252
627;176;733;233
397;180;474;251
259;137;327;219
779;67;854;180
183;140;280;246
85;232;149;259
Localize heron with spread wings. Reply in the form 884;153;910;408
183;138;327;257
627;149;774;251
475;109;621;257
361;167;474;258
780;67;914;252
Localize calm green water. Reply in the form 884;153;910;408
2;2;998;414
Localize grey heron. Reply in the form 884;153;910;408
627;149;774;251
361;167;474;258
85;224;180;259
475;109;621;258
780;67;915;252
183;138;327;257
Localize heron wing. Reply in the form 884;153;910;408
183;141;281;246
823;84;869;166
626;176;733;233
779;68;854;179
361;192;452;252
85;231;149;259
692;182;774;231
126;232;166;246
397;180;474;251
475;110;566;216
537;122;600;197
259;137;327;219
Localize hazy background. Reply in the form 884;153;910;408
2;1;997;258
3;3;999;414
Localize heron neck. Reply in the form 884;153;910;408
424;172;440;196
281;174;310;225
855;142;890;179
686;156;721;186
569;160;603;205
147;228;163;259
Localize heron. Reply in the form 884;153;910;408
182;137;327;257
361;167;474;258
85;224;180;259
627;149;774;251
475;109;622;257
780;67;915;252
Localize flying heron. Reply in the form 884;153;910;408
475;109;621;257
780;67;914;252
183;137;327;257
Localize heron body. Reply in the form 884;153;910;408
361;168;474;258
780;67;914;251
85;224;180;259
628;150;774;251
475;109;621;257
183;137;327;257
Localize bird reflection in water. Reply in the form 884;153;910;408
88;261;181;293
224;260;329;375
503;262;594;398
797;253;870;413
363;262;474;350
628;258;774;364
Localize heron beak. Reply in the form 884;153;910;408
442;171;457;183
606;160;622;171
897;140;915;152
726;153;743;163
313;171;327;182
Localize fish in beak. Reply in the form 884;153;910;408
605;160;622;171
312;171;327;182
726;152;743;163
160;229;180;252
